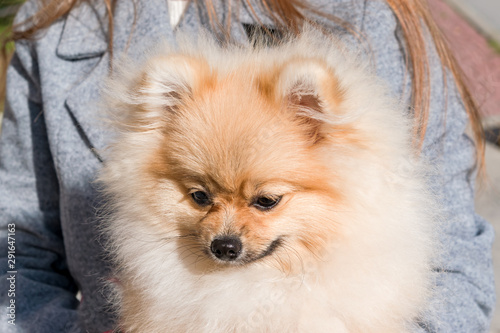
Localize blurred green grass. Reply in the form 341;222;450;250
0;0;24;33
489;39;500;54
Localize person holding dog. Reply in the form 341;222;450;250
0;0;494;332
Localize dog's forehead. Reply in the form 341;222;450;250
176;150;308;194
155;72;329;193
161;129;315;196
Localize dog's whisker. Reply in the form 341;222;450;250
300;239;324;263
282;241;306;279
274;251;287;272
190;254;211;270
177;245;203;260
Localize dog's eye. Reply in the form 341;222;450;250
253;196;282;211
191;191;211;206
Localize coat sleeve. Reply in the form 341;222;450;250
359;1;495;331
0;10;81;333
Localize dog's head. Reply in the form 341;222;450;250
104;50;370;272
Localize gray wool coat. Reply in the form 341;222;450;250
0;0;495;332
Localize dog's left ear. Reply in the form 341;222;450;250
273;59;343;143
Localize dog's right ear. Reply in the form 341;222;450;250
130;55;210;129
267;59;344;144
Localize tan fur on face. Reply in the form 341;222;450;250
99;29;439;333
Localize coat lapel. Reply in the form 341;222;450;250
56;1;108;60
65;56;109;161
59;0;173;161
57;1;110;161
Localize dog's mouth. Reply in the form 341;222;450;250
247;237;283;263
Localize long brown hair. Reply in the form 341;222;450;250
1;0;484;169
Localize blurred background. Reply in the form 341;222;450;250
427;1;500;331
0;0;22;114
0;0;499;330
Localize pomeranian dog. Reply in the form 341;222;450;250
98;28;439;333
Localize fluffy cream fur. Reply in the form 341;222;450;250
98;28;439;333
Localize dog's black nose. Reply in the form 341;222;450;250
210;237;242;261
